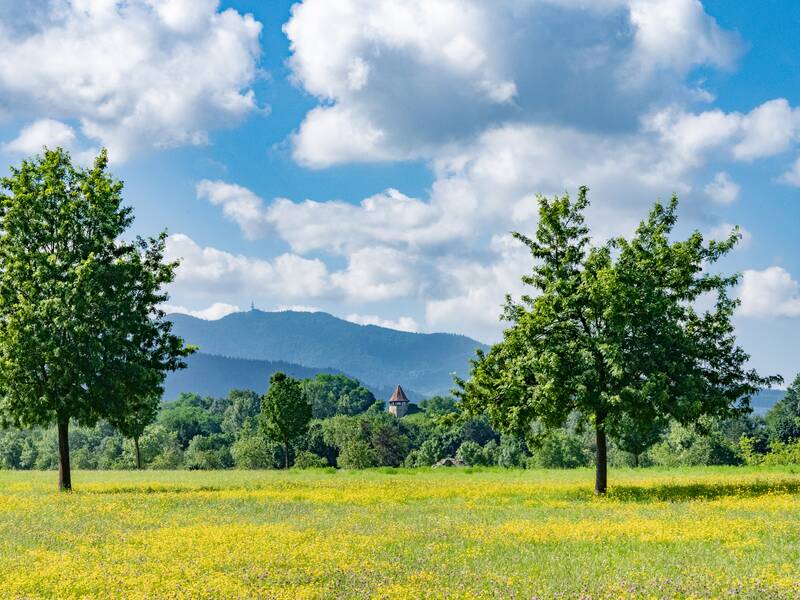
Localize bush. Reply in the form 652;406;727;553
131;425;182;469
185;434;233;470
149;447;183;470
231;435;279;469
455;440;483;466
294;451;328;469
743;438;800;466
498;435;528;468
71;447;97;470
338;440;378;469
481;439;499;466
455;440;486;466
647;421;741;467
0;430;24;469
530;430;589;469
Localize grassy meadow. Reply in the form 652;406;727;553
2;467;800;598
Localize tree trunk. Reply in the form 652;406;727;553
284;438;289;469
595;419;607;495
57;420;72;492
633;452;640;468
134;436;142;470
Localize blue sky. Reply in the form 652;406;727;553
0;0;798;382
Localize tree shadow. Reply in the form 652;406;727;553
607;479;800;503
84;484;223;495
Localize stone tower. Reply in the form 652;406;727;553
388;384;409;418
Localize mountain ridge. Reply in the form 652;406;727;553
161;352;418;402
166;310;488;396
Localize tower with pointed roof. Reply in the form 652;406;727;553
388;384;409;418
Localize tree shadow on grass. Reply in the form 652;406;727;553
83;484;223;495
606;480;800;503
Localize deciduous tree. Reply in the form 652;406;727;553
0;148;193;490
459;187;779;493
260;372;311;469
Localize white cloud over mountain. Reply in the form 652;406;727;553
0;0;262;162
161;302;241;320
345;313;420;333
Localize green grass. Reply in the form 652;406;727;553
2;467;800;598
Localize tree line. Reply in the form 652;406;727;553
1;372;797;472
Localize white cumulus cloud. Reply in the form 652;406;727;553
0;0;262;161
161;302;241;320
165;233;332;304
704;172;740;204
284;0;740;168
781;156;800;187
196;180;271;239
739;267;800;318
345;313;419;332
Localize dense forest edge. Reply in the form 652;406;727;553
1;372;797;472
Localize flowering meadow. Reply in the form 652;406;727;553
2;467;800;598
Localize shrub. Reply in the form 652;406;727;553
71;447;97;470
338;440;378;469
185;434;233;470
294;451;328;469
231;435;279;469
745;439;800;466
455;440;485;466
530;430;589;469
647;421;741;467
498;435;528;468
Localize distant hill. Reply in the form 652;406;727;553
162;352;413;402
750;388;786;415
167;310;487;397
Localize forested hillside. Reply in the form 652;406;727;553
168;310;486;396
162;353;418;402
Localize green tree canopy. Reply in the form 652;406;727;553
0;148;193;490
765;374;800;444
158;394;222;448
260;372;312;468
458;187;779;493
301;374;375;419
221;389;261;436
115;395;160;469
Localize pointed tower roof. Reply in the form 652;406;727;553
389;385;409;403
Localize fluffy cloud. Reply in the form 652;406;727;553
266;189;445;255
331;247;418;302
3;119;76;154
424;234;532;341
285;0;740;167
0;0;262;161
161;302;241;320
704;172;740;204
345;313;419;333
781;156;800;187
738;267;800;318
644;99;800;172
191;1;798;341
165;234;331;304
200;108;788;339
196;180;271;239
627;0;740;76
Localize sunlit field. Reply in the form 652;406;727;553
2;467;800;598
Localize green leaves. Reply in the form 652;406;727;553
259;372;312;467
0;147;193;433
460;187;781;490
